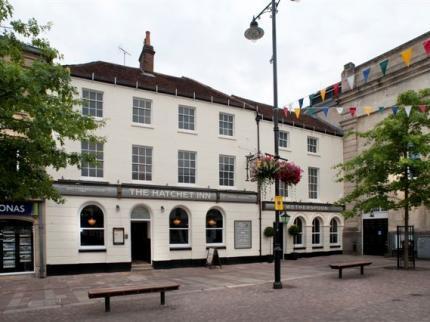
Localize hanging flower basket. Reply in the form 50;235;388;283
277;162;303;186
249;154;280;186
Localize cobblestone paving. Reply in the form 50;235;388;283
1;255;429;321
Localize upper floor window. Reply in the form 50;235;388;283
279;131;289;148
80;205;104;247
206;209;224;244
178;105;195;131
132;145;152;181
178;150;196;184
219;112;234;136
133;97;152;124
279;182;288;197
219;155;235;186
81;141;104;178
308;167;319;199
307;136;318;153
82;89;103;118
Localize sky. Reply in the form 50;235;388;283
9;0;430;106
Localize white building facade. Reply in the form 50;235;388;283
39;34;344;275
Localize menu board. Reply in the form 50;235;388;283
234;221;252;249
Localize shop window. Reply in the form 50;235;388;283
312;217;322;245
169;208;189;246
293;217;304;245
80;205;104;247
330;218;339;244
206;209;224;244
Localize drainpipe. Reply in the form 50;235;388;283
256;112;263;256
38;201;46;278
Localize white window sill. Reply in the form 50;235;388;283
132;179;153;184
79;247;106;252
308;198;321;202
169;245;191;250
80;176;105;182
218;185;236;190
307;152;321;157
279;147;291;152
131;123;154;129
177;129;197;135
218;135;236;141
177;182;197;187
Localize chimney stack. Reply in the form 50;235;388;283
139;31;155;73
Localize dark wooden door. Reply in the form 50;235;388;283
131;222;151;262
363;219;388;255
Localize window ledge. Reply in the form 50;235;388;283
206;246;226;250
132;179;153;184
307;152;321;157
170;247;192;251
177;129;197;135
330;245;341;249
279;147;291;152
218;186;236;190
177;183;197;187
79;176;105;182
218;135;236;141
131;123;154;129
79;248;106;253
312;246;324;249
293;246;306;250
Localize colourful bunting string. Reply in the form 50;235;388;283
391;106;399;115
419;104;427;113
306;107;316;115
333;83;340;97
320;89;326;101
379;59;389;76
309;94;314;104
363;106;373;116
294;107;301;119
347;75;355;90
423;39;430;55
336;107;344;114
362;67;371;83
323;107;329;117
401;48;413;67
378;106;385;114
404;105;412;116
349;107;357;117
298;98;304;109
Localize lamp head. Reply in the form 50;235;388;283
244;19;264;42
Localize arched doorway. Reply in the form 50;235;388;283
130;206;151;263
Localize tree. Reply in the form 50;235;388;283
336;89;430;269
0;0;101;202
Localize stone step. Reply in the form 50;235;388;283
131;263;153;271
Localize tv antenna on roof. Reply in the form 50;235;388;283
118;46;131;66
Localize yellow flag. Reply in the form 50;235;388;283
401;48;413;67
294;107;301;119
320;88;326;101
363;106;373;116
274;196;284;210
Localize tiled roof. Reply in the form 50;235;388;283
232;96;343;137
67;61;342;136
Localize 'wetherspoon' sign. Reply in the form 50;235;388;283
0;203;33;216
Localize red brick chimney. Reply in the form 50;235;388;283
139;31;155;73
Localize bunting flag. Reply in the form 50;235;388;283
401;48;413;67
323;107;329;117
336;107;344;114
424;39;430;55
333;83;340;97
379;59;389;76
363;106;373;116
349;107;357;117
347;75;355;90
391;106;399;115
404;105;412;116
378;106;385;114
309;94;314;104
283;107;289;118
294;107;301;119
419;104;427;113
320;88;326;101
362;67;371;83
306;107;316;115
298;98;304;109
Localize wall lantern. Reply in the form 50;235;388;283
280;213;290;225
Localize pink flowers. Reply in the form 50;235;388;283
276;161;302;186
250;154;302;186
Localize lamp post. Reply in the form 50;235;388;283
245;0;298;289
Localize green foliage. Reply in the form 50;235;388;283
288;224;300;236
263;226;274;238
0;0;102;202
336;89;430;218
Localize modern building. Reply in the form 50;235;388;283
310;31;430;256
36;32;344;275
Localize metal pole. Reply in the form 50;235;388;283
271;0;282;290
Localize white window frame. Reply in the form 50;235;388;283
219;112;234;137
132;97;152;125
307;136;319;154
279;131;289;148
293;217;304;246
312;217;322;245
132;145;153;181
330;218;340;244
308;167;319;200
279;182;288;197
82;88;103;118
178;150;197;184
169;208;190;247
79;204;105;250
206;209;224;246
81;141;104;178
219;155;235;187
178;105;196;131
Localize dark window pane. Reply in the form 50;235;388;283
81;205;104;228
206;229;223;243
170;229;189;244
81;229;104;246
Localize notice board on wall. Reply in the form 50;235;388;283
234;221;252;249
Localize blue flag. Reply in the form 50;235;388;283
362;67;371;83
298;98;304;108
391;105;399;115
323;107;329;117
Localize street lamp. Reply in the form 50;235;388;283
245;0;298;289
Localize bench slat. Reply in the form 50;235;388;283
88;284;179;299
329;261;372;269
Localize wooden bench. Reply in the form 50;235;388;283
88;283;180;312
329;261;372;279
